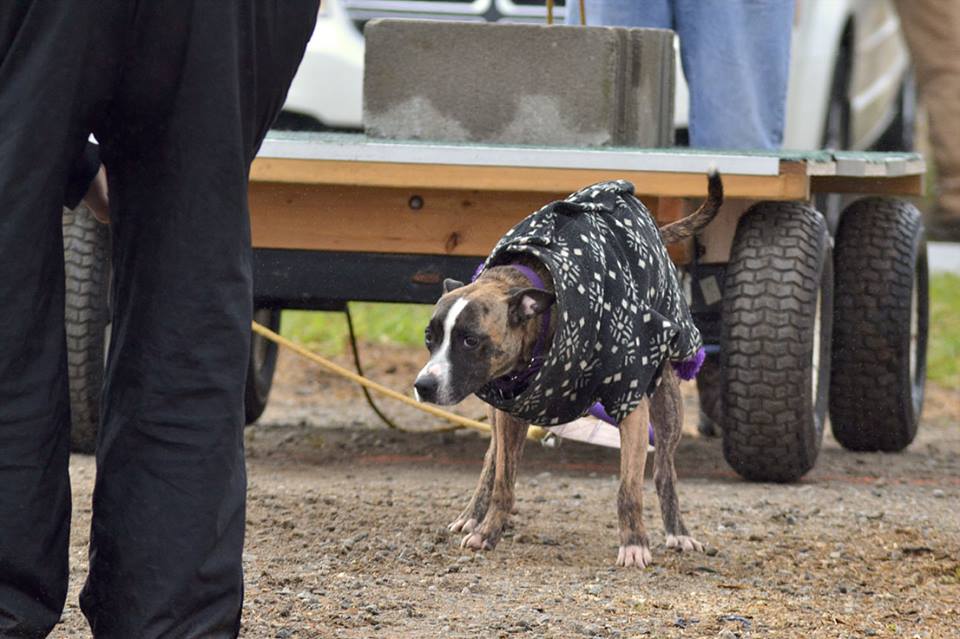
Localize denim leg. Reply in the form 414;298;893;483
674;0;794;150
567;0;672;28
566;0;792;150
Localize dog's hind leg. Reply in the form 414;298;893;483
616;401;653;568
462;409;528;551
650;365;704;553
449;406;498;533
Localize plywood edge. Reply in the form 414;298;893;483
250;158;809;200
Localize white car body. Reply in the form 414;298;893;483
283;0;910;151
285;0;364;129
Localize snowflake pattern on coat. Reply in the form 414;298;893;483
474;180;702;426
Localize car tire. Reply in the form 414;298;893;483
63;206;111;453
721;202;833;482
873;73;917;153
816;37;853;235
829;198;928;452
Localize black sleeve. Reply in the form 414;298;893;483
63;142;101;209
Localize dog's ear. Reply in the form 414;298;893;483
508;288;555;325
443;278;465;295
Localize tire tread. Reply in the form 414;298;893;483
830;197;925;451
721;202;831;482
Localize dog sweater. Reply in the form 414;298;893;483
474;180;702;426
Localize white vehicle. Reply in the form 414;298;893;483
281;0;913;153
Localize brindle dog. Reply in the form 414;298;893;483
415;173;722;567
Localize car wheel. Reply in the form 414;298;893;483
829;197;927;451
721;202;833;482
816;38;852;235
873;72;917;152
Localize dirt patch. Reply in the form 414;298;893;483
59;346;960;637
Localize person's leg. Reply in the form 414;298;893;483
0;2;119;635
674;0;794;150
894;0;960;240
567;0;672;28
78;2;318;637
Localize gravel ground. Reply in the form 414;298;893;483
58;347;960;638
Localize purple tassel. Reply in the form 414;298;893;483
672;346;706;381
587;402;615;425
588;402;655;446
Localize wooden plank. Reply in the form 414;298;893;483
780;161;812;200
258;133;925;178
249;158;810;200
259;133;783;175
810;173;924;196
249;183;694;256
251;183;561;256
652;197;685;224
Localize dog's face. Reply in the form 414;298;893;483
414;277;553;405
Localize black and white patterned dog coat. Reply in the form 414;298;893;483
475;180;703;426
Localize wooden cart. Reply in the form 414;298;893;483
63;131;929;482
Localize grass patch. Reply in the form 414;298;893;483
280;273;959;390
929;273;960;389
281;303;433;356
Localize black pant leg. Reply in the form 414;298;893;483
78;3;318;637
0;2;120;636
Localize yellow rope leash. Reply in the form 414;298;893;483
251;321;550;443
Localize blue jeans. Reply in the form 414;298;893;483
567;0;794;150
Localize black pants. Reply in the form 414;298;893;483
0;2;318;636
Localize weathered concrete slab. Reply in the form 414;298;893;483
363;20;674;148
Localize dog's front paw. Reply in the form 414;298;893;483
448;515;479;533
460;523;504;551
460;531;493;551
666;534;704;553
616;544;652;569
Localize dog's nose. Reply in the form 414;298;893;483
414;375;439;402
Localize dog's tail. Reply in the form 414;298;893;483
658;168;723;244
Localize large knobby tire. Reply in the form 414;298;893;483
245;308;281;424
829;198;928;452
721;202;833;482
63;207;111;453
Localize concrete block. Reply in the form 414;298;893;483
363;20;674;148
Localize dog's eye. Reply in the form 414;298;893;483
424;328;433;347
462;335;480;349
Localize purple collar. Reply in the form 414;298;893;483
475;263;553;401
